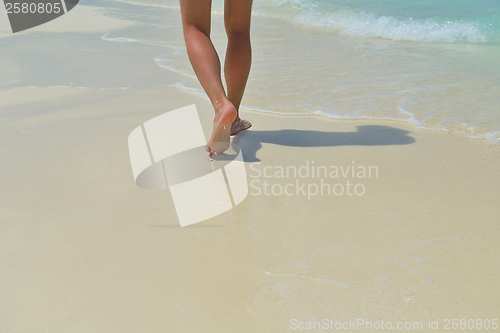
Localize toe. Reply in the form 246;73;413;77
230;118;252;135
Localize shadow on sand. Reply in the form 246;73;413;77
233;125;415;162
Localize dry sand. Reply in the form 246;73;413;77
1;3;499;333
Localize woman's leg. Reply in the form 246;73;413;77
180;0;237;155
224;0;253;135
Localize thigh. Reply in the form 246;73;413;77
179;0;213;36
224;0;253;33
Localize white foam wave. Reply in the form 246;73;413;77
101;28;146;43
468;131;500;145
172;81;499;145
244;105;500;144
174;81;209;100
293;10;490;43
154;55;196;79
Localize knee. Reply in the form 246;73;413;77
225;17;250;38
226;28;251;43
183;23;210;39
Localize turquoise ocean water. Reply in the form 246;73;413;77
96;0;500;144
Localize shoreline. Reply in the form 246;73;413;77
101;0;500;146
2;0;499;145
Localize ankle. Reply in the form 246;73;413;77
212;99;229;112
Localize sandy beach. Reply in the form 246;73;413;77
1;2;499;332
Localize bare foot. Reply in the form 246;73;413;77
230;117;252;135
207;101;237;155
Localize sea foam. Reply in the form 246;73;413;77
292;9;491;43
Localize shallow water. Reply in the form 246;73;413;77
93;0;500;144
